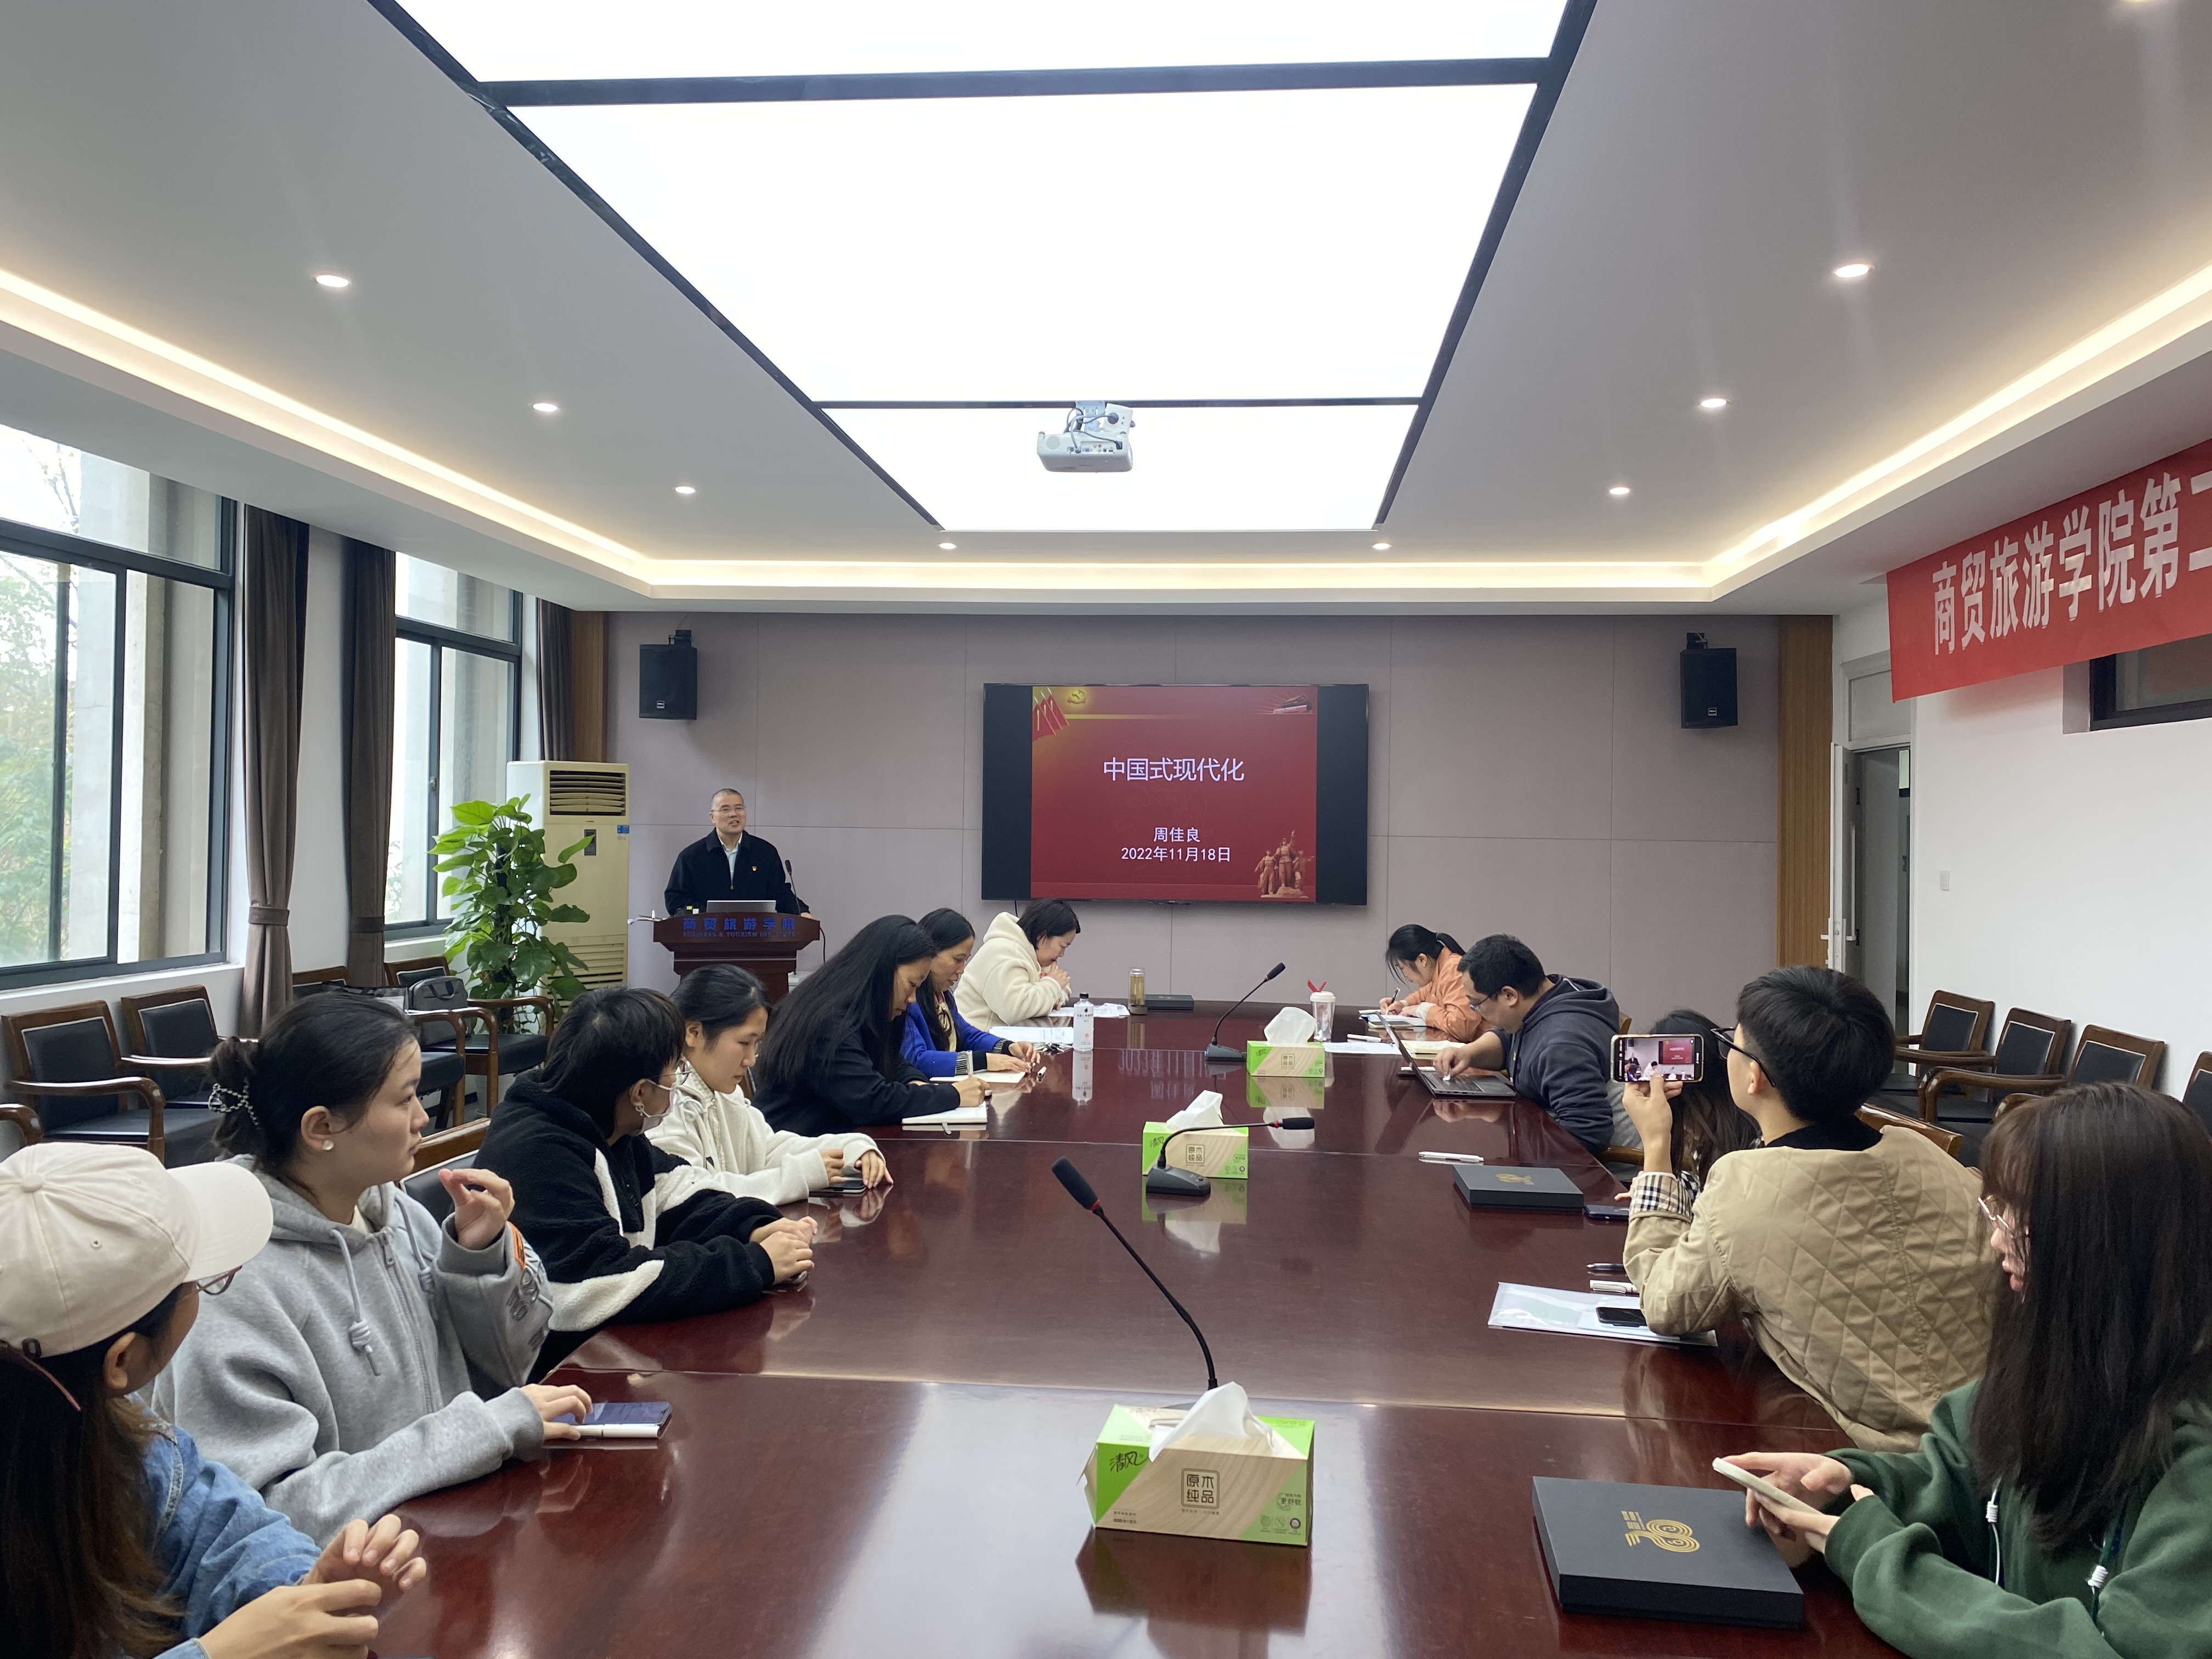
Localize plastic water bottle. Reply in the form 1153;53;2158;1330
1074;992;1095;1053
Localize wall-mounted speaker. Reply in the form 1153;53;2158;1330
640;629;698;720
1680;633;1738;729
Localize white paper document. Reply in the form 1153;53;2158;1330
989;1025;1075;1044
1361;1010;1427;1026
1324;1039;1393;1054
1487;1283;1718;1348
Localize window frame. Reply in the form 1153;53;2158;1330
387;590;525;939
2087;648;2212;731
0;509;236;990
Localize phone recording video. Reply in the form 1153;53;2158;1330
1610;1033;1704;1085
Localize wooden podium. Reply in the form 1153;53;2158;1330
654;906;822;1000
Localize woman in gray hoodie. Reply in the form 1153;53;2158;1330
152;994;590;1544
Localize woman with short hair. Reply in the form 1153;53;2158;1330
955;899;1081;1026
1723;1081;2212;1657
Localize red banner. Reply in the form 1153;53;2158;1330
1886;436;2212;698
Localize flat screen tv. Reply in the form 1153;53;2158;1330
980;684;1368;905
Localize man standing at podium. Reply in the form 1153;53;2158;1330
664;788;812;916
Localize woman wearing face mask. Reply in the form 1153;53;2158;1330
900;909;1042;1078
755;915;988;1137
1;1142;431;1659
652;963;892;1207
151;994;586;1545
1720;1082;2212;1658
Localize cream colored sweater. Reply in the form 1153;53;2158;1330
647;1061;880;1209
953;911;1068;1026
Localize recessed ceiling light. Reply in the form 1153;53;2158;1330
674;484;696;495
1832;261;1872;281
313;273;352;289
1372;540;1391;551
532;400;560;414
938;541;957;550
1699;395;1729;411
1608;484;1632;498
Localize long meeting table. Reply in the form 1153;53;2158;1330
377;1005;1902;1658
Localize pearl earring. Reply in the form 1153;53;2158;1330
322;1141;336;1152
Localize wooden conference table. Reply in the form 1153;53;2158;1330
378;1006;1900;1658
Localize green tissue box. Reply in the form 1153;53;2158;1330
1141;1122;1249;1179
1245;1040;1325;1079
1085;1404;1314;1546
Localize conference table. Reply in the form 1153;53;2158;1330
377;1005;1902;1658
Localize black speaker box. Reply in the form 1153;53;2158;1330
640;631;698;721
1679;642;1737;729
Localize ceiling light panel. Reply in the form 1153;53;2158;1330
831;405;1414;532
405;0;1567;81
524;84;1531;402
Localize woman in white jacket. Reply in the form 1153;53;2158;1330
953;900;1081;1027
652;964;890;1207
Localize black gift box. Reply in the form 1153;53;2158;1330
1453;1165;1584;1211
1532;1478;1804;1628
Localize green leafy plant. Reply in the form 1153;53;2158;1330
433;795;592;1016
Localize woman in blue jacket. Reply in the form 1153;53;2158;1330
0;1142;428;1659
901;909;1044;1078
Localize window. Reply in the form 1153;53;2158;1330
2090;632;2212;730
386;555;522;932
0;424;232;985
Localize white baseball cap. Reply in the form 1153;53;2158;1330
0;1143;272;1357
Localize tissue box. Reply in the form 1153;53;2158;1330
1533;1478;1803;1628
1245;1074;1325;1115
1085;1405;1314;1547
1141;1123;1249;1178
1245;1041;1325;1079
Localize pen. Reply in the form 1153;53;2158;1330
569;1424;661;1440
1418;1150;1485;1166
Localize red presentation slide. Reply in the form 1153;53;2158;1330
1028;685;1319;902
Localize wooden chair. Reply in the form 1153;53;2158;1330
1917;1008;2073;1123
1;1002;224;1165
1893;991;1996;1081
121;984;223;1082
1991;1026;2165;1116
2182;1052;2212;1137
1858;1102;1965;1160
292;966;475;1125
392;955;558;1118
405;1127;486;1226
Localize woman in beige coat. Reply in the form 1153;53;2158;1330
953;900;1081;1027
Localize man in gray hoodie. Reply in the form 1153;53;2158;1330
1435;934;1622;1155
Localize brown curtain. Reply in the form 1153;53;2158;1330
535;599;574;761
240;508;310;1035
535;601;607;763
342;540;396;985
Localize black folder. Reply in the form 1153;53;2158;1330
1532;1478;1804;1628
1453;1164;1584;1211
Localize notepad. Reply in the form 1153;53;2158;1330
905;1102;990;1127
1488;1283;1717;1348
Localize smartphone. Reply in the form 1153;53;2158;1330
1610;1032;1704;1085
1584;1203;1631;1223
1595;1306;1647;1328
1709;1457;1822;1516
1587;1261;1627;1276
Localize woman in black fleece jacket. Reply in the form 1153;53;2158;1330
478;989;816;1371
754;916;988;1138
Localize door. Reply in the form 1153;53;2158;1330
1844;746;1912;1031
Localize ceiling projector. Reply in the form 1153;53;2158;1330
1038;402;1134;472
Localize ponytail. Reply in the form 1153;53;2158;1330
210;994;416;1169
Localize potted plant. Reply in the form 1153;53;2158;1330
433;795;592;1026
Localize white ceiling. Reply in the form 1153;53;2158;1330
0;0;2209;611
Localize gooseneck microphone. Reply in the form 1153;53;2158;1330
1052;1156;1218;1392
1203;962;1286;1063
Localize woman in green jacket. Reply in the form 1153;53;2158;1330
1723;1081;2212;1659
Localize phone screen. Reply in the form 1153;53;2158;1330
1596;1306;1648;1328
1610;1033;1704;1084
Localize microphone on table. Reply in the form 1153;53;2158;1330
1146;1109;1322;1197
1052;1156;1217;1393
1203;962;1286;1063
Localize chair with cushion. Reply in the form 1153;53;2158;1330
1991;1026;2165;1116
1;1002;224;1166
1858;1102;1965;1160
1892;991;1996;1084
2182;1053;2212;1137
1916;1008;2073;1124
121;985;223;1101
392;955;557;1116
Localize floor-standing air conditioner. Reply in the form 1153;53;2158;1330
506;761;630;990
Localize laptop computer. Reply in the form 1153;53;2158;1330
1384;1022;1517;1099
